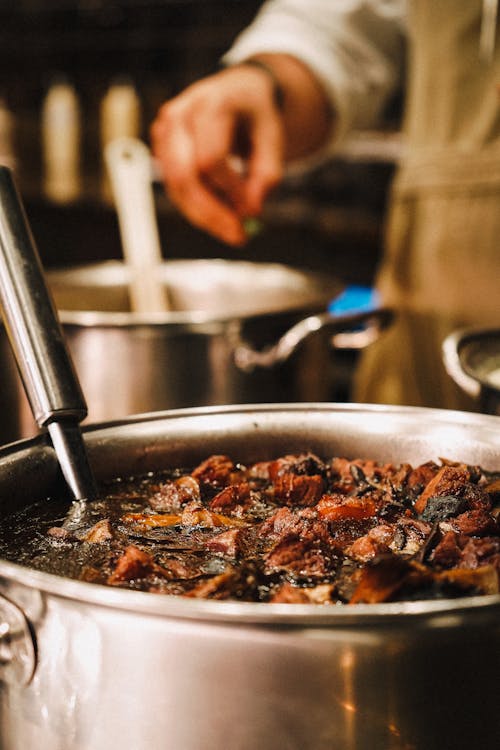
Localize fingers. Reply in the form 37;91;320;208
151;95;247;246
150;68;285;246
244;111;284;216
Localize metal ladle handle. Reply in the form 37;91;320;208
0;166;96;500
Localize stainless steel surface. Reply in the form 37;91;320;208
46;422;96;503
0;595;36;687
0;403;499;750
0;166;96;499
0;258;389;440
443;327;500;415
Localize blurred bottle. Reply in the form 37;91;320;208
0;97;15;170
41;79;81;203
100;78;142;199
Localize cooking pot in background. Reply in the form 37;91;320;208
2;259;391;441
0;404;499;750
443;327;500;415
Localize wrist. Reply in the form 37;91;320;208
219;58;285;112
235;59;285;111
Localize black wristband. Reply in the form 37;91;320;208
223;59;285;111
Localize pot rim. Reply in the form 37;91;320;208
1;402;500;627
0;555;499;627
50;258;342;327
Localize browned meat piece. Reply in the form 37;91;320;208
345;524;395;562
449;508;497;536
268;453;327;481
415;465;468;514
390;517;433;556
415;464;490;515
330;457;404;495
158;557;206;581
270;582;335;604
83;519;113;543
273;473;325;506
258;506;334;549
406;461;440;492
246;461;272;481
258;506;304;537
431;531;465;568
205;528;249;557
181;500;246;528
349;555;432;604
108;544;195;585
209;482;251;510
108;545;156;583
431;531;500;574
317;494;378;522
184;567;248;600
191;455;236;487
436;565;499;595
80;566;103;583
149;475;200;511
122;511;182;528
460;536;500;571
483;476;500;503
47;526;76;542
264;536;335;579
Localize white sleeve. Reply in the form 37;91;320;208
223;0;407;151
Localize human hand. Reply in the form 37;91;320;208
150;65;284;246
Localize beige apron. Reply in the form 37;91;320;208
354;0;500;410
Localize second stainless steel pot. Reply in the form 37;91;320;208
5;259;390;440
0;404;499;750
443;327;500;415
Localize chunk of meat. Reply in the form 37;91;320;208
149;475;200;511
270;582;335;604
83;519;113;543
47;526;76;542
431;531;465;568
191;455;236;487
108;545;156;583
205;528;249;557
349;555;432;604
329;457;405;495
406;461;440;492
184;566;257;600
273;473;325;506
181;501;246;528
436;565;499;595
258;506;333;548
449;508;497;536
209;482;251;510
108;544;193;584
390;517;433;556
460;536;500;570
317;494;378;522
264;536;336;579
415;464;490;515
122;505;245;530
268;453;327;481
345;524;394;562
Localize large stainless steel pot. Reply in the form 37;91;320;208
0;403;499;750
1;259;390;442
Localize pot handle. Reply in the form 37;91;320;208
233;307;393;372
0;594;36;686
442;329;481;399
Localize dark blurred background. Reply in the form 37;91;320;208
0;0;401;279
